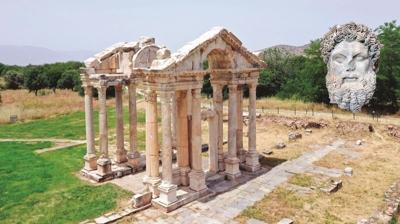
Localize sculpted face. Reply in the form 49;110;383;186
326;40;376;112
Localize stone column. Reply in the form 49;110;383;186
171;92;177;150
83;86;97;170
212;84;224;172
127;82;141;170
225;84;241;179
176;91;190;186
157;91;178;205
188;88;207;192
143;90;161;195
245;82;260;172
97;84;112;176
208;113;218;174
114;83;127;163
237;85;245;163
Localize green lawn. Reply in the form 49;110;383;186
0;107;146;139
0;141;131;224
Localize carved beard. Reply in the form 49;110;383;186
326;70;376;112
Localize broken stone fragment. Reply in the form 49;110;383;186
275;142;286;149
288;132;302;141
320;180;342;194
344;167;353;176
131;191;152;208
277;218;294;224
262;149;273;155
305;129;312;134
356;140;363;145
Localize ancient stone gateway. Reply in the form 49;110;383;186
80;27;266;212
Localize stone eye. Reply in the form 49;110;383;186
354;55;367;61
333;54;345;63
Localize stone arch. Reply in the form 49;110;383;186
132;45;160;68
206;48;234;70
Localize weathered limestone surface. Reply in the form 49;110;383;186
81;27;265;212
321;22;381;112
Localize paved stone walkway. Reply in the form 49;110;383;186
130;140;345;224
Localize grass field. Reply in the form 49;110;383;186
0;141;130;224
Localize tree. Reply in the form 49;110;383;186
4;70;24;89
24;66;48;96
369;21;400;112
57;69;79;90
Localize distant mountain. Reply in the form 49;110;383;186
254;44;309;58
0;45;95;66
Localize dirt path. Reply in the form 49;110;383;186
0;138;86;154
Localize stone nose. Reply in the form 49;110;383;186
345;60;356;72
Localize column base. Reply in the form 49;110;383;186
155;182;178;206
114;149;128;164
96;158;112;176
244;151;261;172
127;151;142;171
83;154;97;171
189;170;207;192
238;149;247;164
143;176;161;198
179;166;191;186
218;152;225;172
224;157;241;180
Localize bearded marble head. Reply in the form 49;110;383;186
320;22;381;112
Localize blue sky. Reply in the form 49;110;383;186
1;0;399;52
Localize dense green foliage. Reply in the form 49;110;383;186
0;141;130;224
255;21;400;113
369;21;400;112
0;61;83;95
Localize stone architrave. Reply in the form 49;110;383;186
83;85;97;170
320;22;381;112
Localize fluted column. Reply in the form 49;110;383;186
127;82;141;170
212;83;224;172
96;84;112;176
171;92;177;150
225;84;241;179
176;91;190;186
208;113;218;174
157;91;178;205
115;83;127;163
143;90;161;195
188;88;207;192
237;85;245;163
83;86;97;170
245;82;260;172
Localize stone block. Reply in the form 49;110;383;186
344;167;353;176
131;191;152;208
96;158;112;176
288;132;302;141
278;218;294;224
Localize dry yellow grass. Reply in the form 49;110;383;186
0;89;86;123
236;120;400;224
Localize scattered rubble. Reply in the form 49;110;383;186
277;218;294;224
262;116;328;130
320;179;342;194
387;125;400;141
288;132;302;141
344;167;353;176
336;122;374;134
358;180;400;223
275;142;287;149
